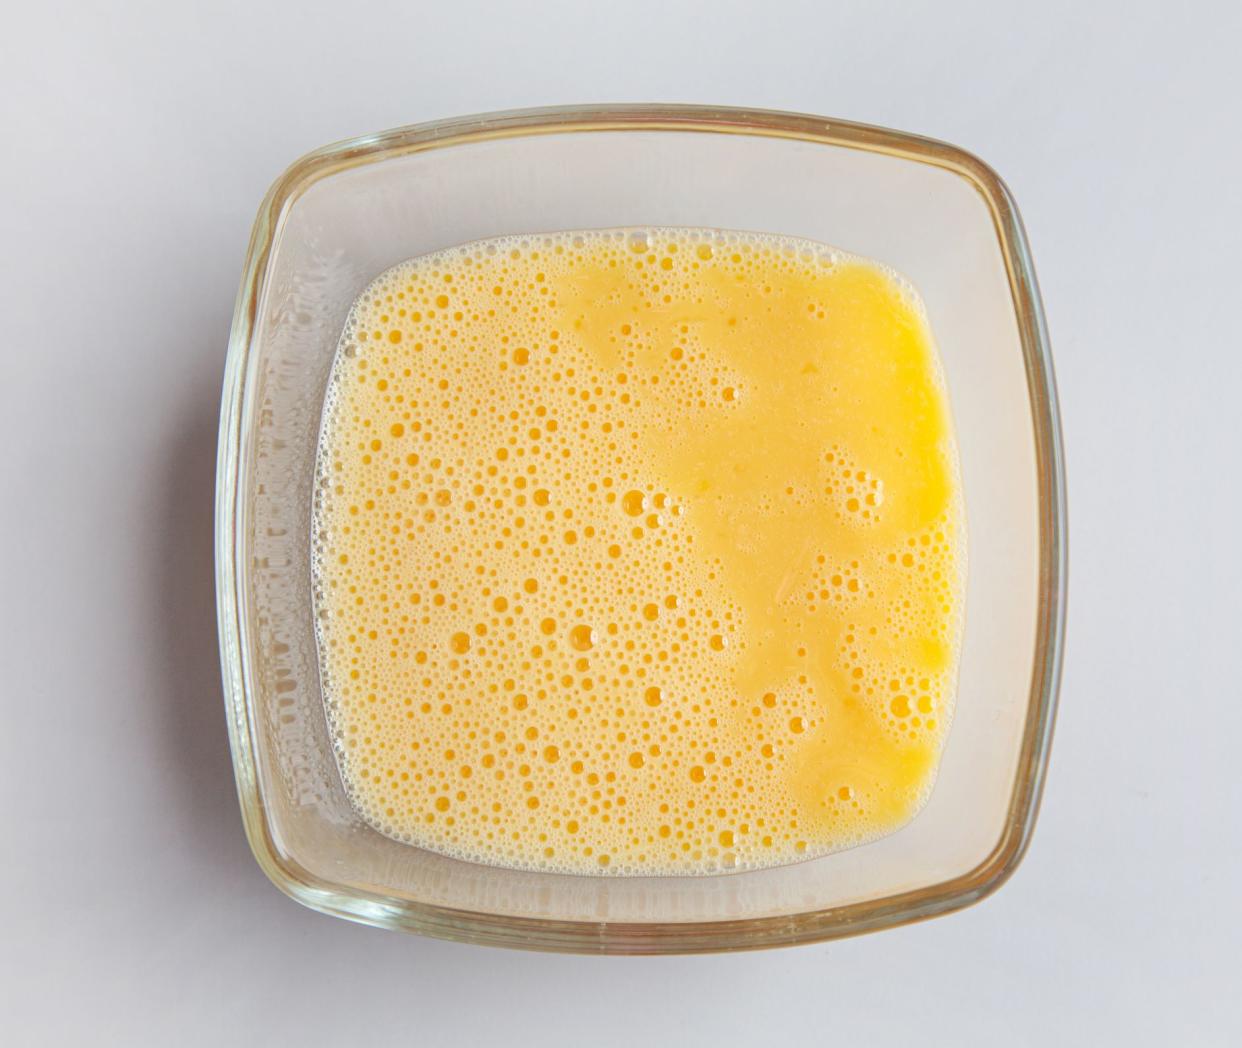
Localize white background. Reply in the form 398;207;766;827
2;1;1239;1044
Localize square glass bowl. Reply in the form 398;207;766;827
217;105;1065;953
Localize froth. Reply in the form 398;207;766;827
311;228;965;875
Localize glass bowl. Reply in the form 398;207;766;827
216;104;1065;953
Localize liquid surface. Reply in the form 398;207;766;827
312;228;965;875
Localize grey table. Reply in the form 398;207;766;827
2;1;1238;1044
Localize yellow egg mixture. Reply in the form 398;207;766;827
312;228;964;875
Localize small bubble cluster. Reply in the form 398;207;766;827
311;228;965;875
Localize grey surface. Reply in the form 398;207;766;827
1;1;1239;1044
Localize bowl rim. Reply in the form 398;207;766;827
216;103;1066;954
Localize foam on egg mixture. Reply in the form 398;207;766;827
312;228;965;875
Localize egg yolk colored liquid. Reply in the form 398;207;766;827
312;228;964;876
